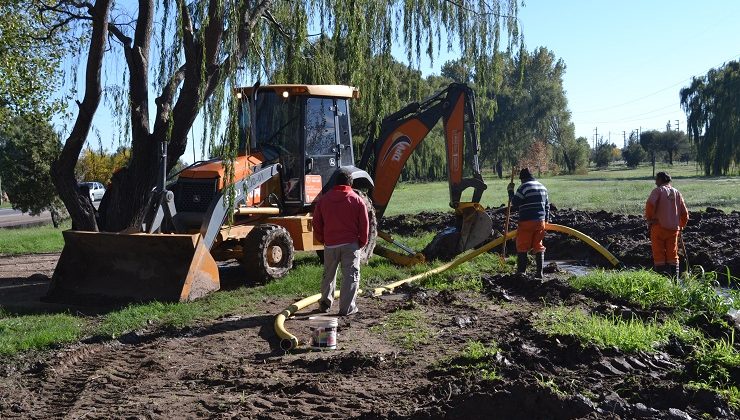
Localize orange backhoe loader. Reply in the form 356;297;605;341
47;83;491;303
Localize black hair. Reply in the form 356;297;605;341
335;168;353;186
656;171;672;184
519;168;534;181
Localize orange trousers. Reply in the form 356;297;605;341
517;220;546;253
650;225;679;266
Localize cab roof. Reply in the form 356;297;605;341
235;84;360;99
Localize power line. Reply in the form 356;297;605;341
573;52;740;113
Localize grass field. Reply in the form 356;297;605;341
0;221;69;254
0;163;737;256
385;163;739;216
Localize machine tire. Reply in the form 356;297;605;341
314;190;376;265
355;189;377;264
242;224;295;283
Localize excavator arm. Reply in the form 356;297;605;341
359;83;492;263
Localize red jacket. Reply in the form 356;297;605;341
313;185;369;248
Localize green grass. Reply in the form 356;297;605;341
369;308;432;350
570;269;681;308
569;269;739;320
385;163;740;215
0;313;85;355
97;289;260;338
534;306;700;353
0;220;69;254
687;337;740;409
439;340;500;381
0;239;506;355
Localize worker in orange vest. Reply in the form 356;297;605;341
645;171;688;277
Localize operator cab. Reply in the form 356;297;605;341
238;85;359;211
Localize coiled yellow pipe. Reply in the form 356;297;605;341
274;223;620;350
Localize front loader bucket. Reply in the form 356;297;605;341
46;230;220;304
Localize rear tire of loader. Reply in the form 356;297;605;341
242;224;295;283
355;189;377;264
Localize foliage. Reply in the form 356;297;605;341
622;138;647;168
0;0;67;121
534;306;699;353
43;0;520;232
479;47;571;168
0;114;66;226
519;141;551;176
591;142;616;168
681;60;740;175
75;147;131;185
657;130;689;165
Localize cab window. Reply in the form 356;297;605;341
305;98;336;156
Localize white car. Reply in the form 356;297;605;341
79;182;106;202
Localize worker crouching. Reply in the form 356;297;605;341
508;168;550;278
645;171;688;277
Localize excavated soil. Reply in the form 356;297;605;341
385;206;740;282
0;208;739;419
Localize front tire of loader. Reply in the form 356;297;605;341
242;224;295;283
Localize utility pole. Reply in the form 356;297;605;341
623;131;626;148
0;176;3;204
593;127;598;148
666;120;672;131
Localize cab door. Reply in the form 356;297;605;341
304;97;342;204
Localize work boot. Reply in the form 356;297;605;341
653;265;665;275
516;252;528;274
666;264;679;279
534;252;545;279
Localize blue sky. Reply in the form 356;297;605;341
421;0;740;147
508;1;740;145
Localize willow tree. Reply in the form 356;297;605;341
41;0;519;232
680;60;740;176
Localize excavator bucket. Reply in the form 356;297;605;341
46;230;220;304
423;204;493;261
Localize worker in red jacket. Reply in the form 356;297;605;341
645;171;688;277
313;168;369;316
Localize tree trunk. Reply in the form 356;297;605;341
50;207;60;228
51;0;112;232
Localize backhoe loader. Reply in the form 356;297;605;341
47;83;492;303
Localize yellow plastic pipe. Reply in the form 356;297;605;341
274;223;620;350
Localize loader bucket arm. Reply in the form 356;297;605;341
359;83;491;263
359;83;486;219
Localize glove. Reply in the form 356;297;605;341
507;182;515;193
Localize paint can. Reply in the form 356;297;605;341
309;316;337;350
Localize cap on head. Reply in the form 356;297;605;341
335;168;353;186
656;171;672;184
519;168;533;181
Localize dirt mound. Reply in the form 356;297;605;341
382;208;740;281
